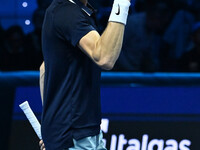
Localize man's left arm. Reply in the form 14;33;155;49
39;62;45;105
39;62;45;149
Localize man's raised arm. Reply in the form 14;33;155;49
79;0;131;70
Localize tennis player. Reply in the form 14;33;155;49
39;0;131;149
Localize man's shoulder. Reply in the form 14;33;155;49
47;0;84;28
47;0;82;17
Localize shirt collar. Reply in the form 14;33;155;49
70;0;95;16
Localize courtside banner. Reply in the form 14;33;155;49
101;119;200;150
5;72;200;150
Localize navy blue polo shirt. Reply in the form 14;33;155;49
41;0;101;149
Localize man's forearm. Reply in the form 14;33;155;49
79;0;131;70
93;0;131;70
93;22;125;70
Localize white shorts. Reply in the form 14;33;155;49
67;131;107;150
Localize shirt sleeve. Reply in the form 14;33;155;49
53;3;96;47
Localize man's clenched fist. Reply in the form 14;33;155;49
39;140;45;150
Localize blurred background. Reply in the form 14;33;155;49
1;0;200;150
1;0;200;72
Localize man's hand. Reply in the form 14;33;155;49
39;140;45;150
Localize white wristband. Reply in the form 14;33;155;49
109;0;131;25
